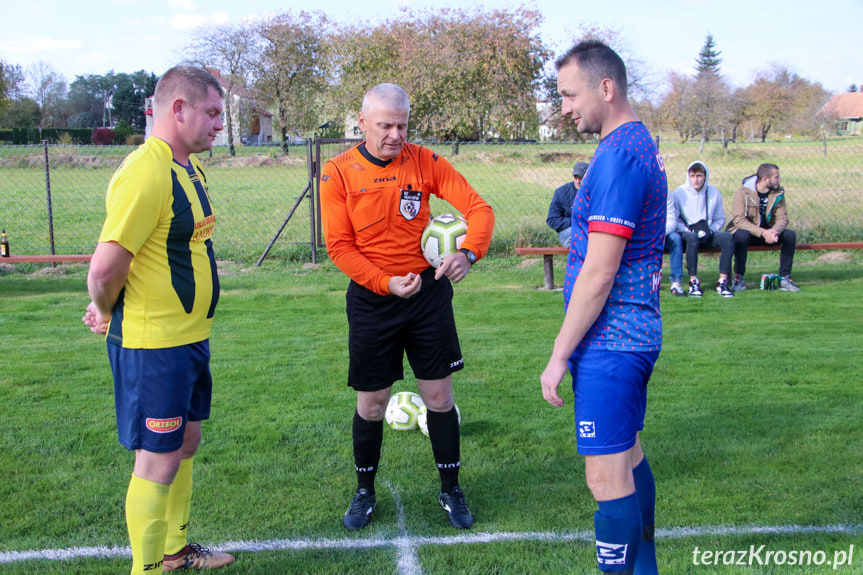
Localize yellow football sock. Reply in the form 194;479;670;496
126;474;170;575
164;457;194;556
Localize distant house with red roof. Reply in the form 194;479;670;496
820;92;863;135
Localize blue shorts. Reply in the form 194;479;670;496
569;348;659;455
108;340;212;453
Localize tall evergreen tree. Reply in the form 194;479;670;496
695;34;722;75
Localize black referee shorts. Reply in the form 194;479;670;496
346;267;464;391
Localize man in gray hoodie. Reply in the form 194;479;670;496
666;161;735;297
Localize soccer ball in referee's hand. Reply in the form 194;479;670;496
417;403;461;438
421;213;468;269
385;392;425;431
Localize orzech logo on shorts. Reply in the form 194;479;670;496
146;417;183;433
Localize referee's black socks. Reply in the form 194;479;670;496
352;410;383;494
426;406;461;494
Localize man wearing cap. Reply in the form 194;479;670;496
547;161;590;247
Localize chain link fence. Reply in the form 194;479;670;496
1;137;861;263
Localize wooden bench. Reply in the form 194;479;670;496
516;242;863;290
1;254;92;264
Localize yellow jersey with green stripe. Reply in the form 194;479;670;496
99;137;219;349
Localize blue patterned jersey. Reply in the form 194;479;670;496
563;122;667;351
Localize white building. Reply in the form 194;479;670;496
145;95;272;146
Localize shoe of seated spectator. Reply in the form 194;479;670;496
779;276;801;292
716;279;734;298
688;278;702;298
731;277;747;292
669;282;685;297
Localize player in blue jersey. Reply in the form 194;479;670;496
540;40;666;575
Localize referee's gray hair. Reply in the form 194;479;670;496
362;83;410;115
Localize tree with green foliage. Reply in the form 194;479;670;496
110;70;153;130
113;118;134;143
0;62;7;111
335;6;549;142
655;34;730;144
695;34;722;74
0;98;41;129
63;71;152;130
0;61;28;120
691;34;730;146
253;10;332;154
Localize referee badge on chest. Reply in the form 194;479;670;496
399;189;422;220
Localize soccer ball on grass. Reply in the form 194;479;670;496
421;214;468;269
384;391;425;431
417;403;461;437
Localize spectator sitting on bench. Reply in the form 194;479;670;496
726;163;800;292
546;161;589;247
666;160;735;298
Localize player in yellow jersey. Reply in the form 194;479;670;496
82;65;234;573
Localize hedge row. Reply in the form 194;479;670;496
0;128;141;145
0;128;96;145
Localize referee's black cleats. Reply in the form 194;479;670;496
439;486;474;529
343;488;376;531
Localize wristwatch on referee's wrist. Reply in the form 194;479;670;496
459;248;477;266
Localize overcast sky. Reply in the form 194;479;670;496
1;0;859;95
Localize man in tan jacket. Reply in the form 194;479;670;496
726;163;800;292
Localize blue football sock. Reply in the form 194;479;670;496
632;457;658;575
594;492;642;573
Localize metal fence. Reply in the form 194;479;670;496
1;137;861;263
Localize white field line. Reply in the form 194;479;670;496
383;480;424;575
3;524;862;565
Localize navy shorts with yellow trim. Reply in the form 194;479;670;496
346;267;463;391
108;340;212;453
569;347;659;455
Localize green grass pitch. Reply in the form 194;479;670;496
1;251;862;573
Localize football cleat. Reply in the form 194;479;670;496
439;486;474;529
162;543;234;571
343;488;376;531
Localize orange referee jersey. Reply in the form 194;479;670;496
320;142;495;295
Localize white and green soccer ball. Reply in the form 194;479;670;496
421;213;468;269
384;391;425;431
417;403;461;438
